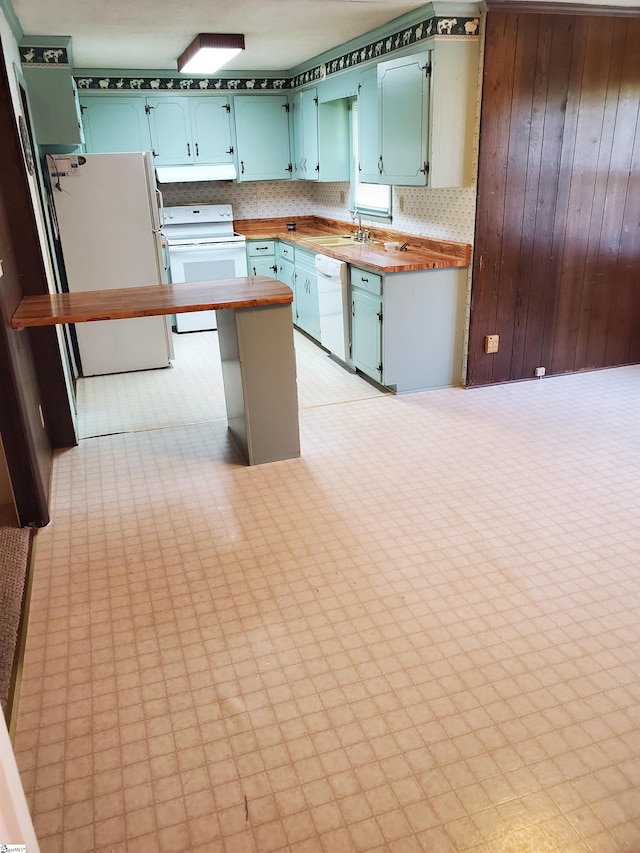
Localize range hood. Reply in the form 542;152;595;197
155;163;237;183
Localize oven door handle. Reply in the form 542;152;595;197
166;240;246;252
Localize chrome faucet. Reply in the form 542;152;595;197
350;209;364;242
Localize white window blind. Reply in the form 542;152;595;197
352;101;391;217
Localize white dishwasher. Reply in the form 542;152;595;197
315;254;351;364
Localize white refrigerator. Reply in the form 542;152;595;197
48;152;173;376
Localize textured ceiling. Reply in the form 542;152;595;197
12;0;640;72
13;0;433;71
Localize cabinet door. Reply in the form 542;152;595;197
357;66;380;184
23;67;84;146
146;98;193;164
278;258;296;291
249;258;278;278
292;88;318;180
378;51;430;186
295;261;320;340
80;96;151;153
234;96;292;181
352;289;383;383
189;97;233;163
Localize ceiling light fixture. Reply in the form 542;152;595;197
178;33;245;75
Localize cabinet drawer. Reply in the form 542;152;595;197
279;242;295;262
351;267;383;296
247;240;276;258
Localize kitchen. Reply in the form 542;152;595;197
27;15;479;405
1;0;640;848
13;2;480;448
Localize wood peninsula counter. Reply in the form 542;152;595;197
12;277;300;467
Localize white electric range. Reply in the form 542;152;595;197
162;204;247;332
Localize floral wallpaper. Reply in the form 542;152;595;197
160;180;476;244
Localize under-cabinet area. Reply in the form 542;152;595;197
242;220;469;393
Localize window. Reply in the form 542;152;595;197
351;100;391;219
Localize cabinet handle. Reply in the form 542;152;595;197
187;143;191;157
252;266;257;275
241;161;245;174
378;156;383;174
361;277;369;282
256;246;268;251
195;143;199;157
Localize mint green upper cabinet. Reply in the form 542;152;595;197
234;96;292;181
292;88;319;181
378;51;430;187
23;66;84;147
292;88;350;182
356;65;380;184
146;98;191;164
375;39;480;188
80;95;151;153
146;96;233;166
317;99;350;182
189;98;233;163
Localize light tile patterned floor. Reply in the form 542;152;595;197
13;350;640;853
77;331;385;439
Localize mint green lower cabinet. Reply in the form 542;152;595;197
277;243;296;301
350;264;467;392
247;241;278;277
294;252;320;340
80;95;150;153
234;96;292;181
351;288;383;384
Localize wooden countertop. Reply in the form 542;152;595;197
12;277;292;330
236;216;471;273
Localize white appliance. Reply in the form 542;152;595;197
315;254;350;364
163;205;247;333
48;152;173;376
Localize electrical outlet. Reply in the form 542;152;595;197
399;195;405;212
485;334;499;354
535;367;546;377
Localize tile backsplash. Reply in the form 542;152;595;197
160;180;476;244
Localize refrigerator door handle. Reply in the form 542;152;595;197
155;187;165;228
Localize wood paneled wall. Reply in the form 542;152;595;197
467;9;640;386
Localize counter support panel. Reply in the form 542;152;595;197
218;304;300;465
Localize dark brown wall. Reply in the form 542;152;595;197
467;9;640;386
0;33;77;525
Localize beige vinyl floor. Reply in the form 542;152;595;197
12;330;640;853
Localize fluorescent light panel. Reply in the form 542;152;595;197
178;33;245;74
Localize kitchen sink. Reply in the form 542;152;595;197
302;235;380;247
